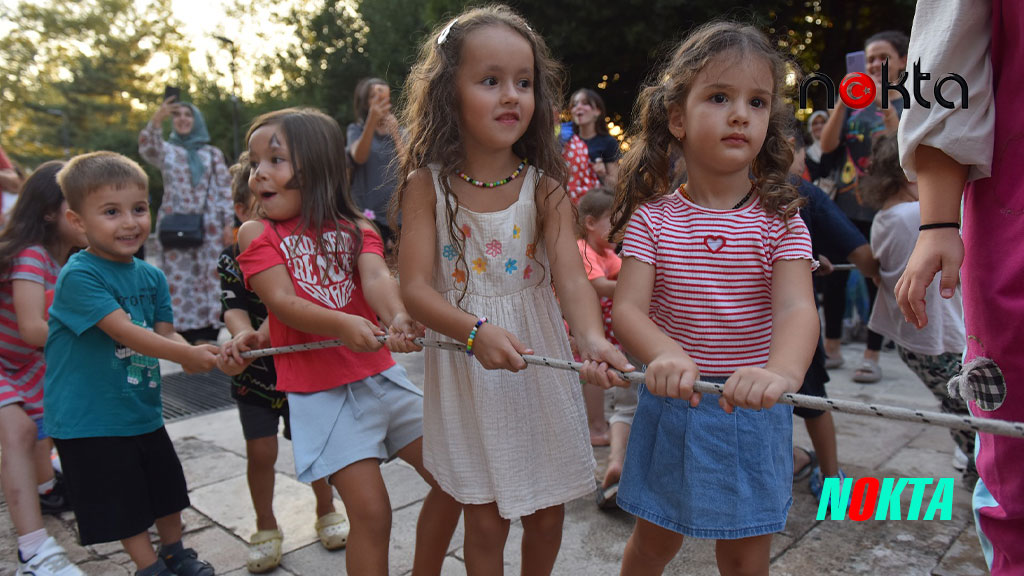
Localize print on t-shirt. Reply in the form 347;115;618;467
113;314;161;388
280;231;355;309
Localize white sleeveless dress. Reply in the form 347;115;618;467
421;165;596;519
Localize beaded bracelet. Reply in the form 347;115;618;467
919;222;960;231
466;317;488;356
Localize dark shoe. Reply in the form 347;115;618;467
160;546;214;576
596;481;619;510
135;558;175;576
39;475;73;516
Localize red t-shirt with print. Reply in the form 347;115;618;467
237;218;394;393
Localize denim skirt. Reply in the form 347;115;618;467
617;379;793;539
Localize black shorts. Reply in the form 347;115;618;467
53;427;190;545
237;399;291;441
794;340;830;420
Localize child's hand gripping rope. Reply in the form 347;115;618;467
235;335;1024;440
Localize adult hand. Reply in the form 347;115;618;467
814;254;834;276
153;96;177;126
367;89;392;131
895;228;963;329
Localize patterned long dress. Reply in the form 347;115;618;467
139;121;233;332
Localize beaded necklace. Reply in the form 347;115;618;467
457;159;528;188
680;183;756;210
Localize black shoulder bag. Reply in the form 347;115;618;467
159;153;214;250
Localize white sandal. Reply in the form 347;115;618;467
247;528;283;573
316;512;350;550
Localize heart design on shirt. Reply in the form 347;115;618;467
704;236;725;253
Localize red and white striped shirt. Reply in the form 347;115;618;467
621;192;814;377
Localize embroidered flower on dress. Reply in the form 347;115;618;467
526;243;536;259
472;258;488;274
523;264;533;280
485;239;503;258
363;208;376;221
442;244;457;261
512;225;520;239
461;224;472;238
452;268;467;284
505;259;518;274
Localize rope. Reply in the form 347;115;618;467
238;336;1024;440
829;263;856;271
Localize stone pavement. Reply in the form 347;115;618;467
0;342;990;575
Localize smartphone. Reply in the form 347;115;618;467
163;85;181;102
845;51;866;75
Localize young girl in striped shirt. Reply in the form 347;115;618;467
610;22;820;575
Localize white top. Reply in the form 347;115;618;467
898;0;995;183
868;201;966;355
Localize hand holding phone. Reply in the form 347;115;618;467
845;51;866;75
163;85;181;103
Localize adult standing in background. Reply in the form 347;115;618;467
348;78;402;249
139;97;232;344
896;1;1022;573
817;30;909;383
0;145;25;228
570;88;621;189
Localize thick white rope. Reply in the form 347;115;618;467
238;336;1024;440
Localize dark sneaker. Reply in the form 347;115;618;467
39;477;73;516
160;547;214;576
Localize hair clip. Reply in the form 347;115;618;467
438;18;458;45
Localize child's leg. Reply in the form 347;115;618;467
604;421;630;488
620;518;684;575
463;503;510;576
33;436;56;486
583;382;609;445
0;404;44;536
121;530;159;571
714;535;771;576
245;435;279;531
805;412;839;477
311;478;336;518
520;504;565;576
329;459;393;576
395;437;462;576
153;512;183;549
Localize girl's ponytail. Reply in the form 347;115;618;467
612;83;674;238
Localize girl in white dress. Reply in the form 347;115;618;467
394;6;631;575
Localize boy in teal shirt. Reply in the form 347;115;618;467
45;151;220;576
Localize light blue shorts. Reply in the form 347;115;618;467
617;379;793;539
288;364;424;483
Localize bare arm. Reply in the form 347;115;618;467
138;97;175;168
0;169;23;192
223;308;255;337
847;243;880;285
541;179;631;387
348;92;390;165
894;145;968;328
356;223;423;353
237;220;384;352
819;101;846;154
590;276;616;299
95;311;217;373
612;256;699;402
12;280;49;347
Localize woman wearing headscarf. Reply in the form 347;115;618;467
139;96;232;343
804;110;832;190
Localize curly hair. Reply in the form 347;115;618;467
246;107;364;283
611;21;802;237
392;4;567;305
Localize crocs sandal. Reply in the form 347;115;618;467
852;360;882;383
316;512;350;551
793;446;817;482
596;481;619;510
824;354;845;370
247;529;283;574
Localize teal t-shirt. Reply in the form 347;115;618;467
44;251;174;439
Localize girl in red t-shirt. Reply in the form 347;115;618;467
221;108;461;576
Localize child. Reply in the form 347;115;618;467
0;161;86;576
45;151;220;576
863;135;976;487
610;22;819;575
220;107;461;576
394;6;631;574
575;187;635;509
217;155;349;573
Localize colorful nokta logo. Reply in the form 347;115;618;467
817;476;955;521
799;59;968;110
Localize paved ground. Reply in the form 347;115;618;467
1;341;990;575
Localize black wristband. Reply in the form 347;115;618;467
919;222;960;231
